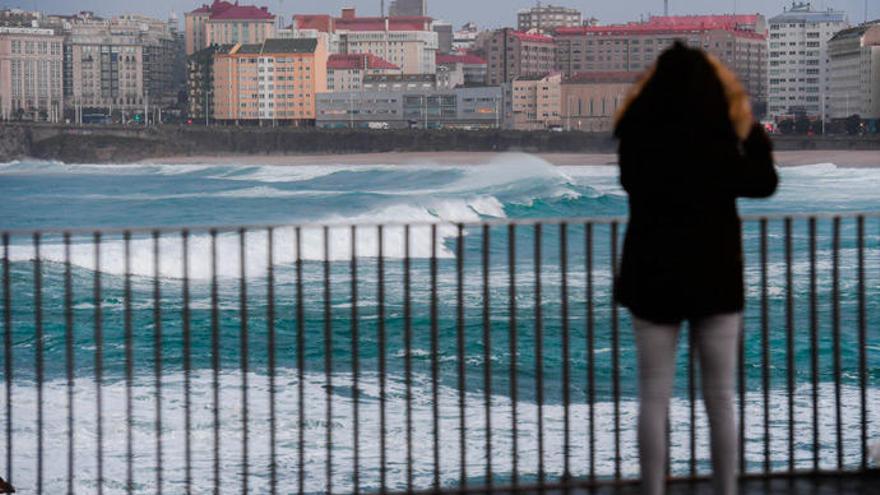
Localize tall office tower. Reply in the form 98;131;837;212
767;2;848;119
389;0;427;17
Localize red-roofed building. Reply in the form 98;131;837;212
436;53;488;87
327;53;401;91
479;28;558;85
554;14;768;113
185;0;276;55
294;8;437;75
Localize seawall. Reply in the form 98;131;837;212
1;123;879;164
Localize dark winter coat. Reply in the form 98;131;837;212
613;43;778;324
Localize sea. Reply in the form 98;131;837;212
0;155;878;493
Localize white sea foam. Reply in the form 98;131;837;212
0;373;875;494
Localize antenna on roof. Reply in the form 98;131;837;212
664;0;669;16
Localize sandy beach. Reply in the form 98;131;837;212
145;149;880;167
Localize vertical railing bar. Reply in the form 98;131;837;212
785;218;795;473
210;230;221;495
507;224;518;487
809;217;819;472
33;233;43;495
267;228;277;495
94;232;104;495
585;223;594;482
688;322;696;478
481;224;493;488
323;226;333;494
611;221;621;480
238;228;249;494
832;217;842;470
295;227;305;495
737;311;746;475
152;231;163;495
760;218;770;474
351;226;361;495
456;223;467;488
857;215;867;471
430;225;441;491
404;225;414;492
378;225;387;493
123;233;133;494
534;223;545;485
560;223;571;481
1;233;10;487
182;230;193;494
65;233;76;495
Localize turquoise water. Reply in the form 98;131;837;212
0;156;878;492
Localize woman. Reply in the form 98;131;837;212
614;42;778;495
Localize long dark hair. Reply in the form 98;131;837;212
614;42;753;141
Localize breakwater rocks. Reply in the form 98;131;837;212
1;124;879;164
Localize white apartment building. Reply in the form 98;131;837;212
828;21;880;122
768;2;848;120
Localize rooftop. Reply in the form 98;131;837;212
564;71;642;84
328;53;399;70
436;53;487;65
769;2;847;24
294;8;431;33
555;15;767;39
189;0;274;21
225;38;318;55
508;30;556;43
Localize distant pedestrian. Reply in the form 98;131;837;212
613;42;778;495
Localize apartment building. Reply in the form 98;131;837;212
560;72;639;132
517;4;582;34
482;29;557;86
436;53;488;87
327;53;400;92
317;85;503;129
389;0;428;17
187;43;232;123
508;72;562;130
828;21;880;125
57;12;181;117
294;8;438;75
185;0;276;56
555;15;768;113
213;38;327;124
767;2;848;119
0;27;64;121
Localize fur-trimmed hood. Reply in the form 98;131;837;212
614;42;753;142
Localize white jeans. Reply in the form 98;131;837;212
632;312;741;495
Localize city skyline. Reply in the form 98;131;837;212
6;0;879;29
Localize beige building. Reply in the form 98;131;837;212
327;53;400;92
482;28;558;86
57;13;180;118
508;72;562;130
295;9;438;75
561;72;639;132
185;0;276;56
517;4;582;34
0;27;64;121
827;21;880;122
555;15;768;114
213;38;327;124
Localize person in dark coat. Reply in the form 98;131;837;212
614;42;777;495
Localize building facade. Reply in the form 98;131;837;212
327;53;400;92
560;72;639;132
433;21;453;54
213;38;327;124
185;0;276;56
317;85;504;129
0;27;64;121
295;9;438;75
517;4;582;33
436;53;488;87
187;43;231;123
555;15;768;114
483;29;557;86
508;72;562;130
453;22;480;51
389;0;428;17
57;13;181;120
828;21;880;125
767;2;848;119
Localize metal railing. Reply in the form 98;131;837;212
0;213;877;494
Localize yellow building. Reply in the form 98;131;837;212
185;0;276;56
213;38;327;124
509;72;562;130
560;72;639;132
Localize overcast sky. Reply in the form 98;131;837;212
3;0;878;28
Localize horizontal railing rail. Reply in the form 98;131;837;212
0;213;877;494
